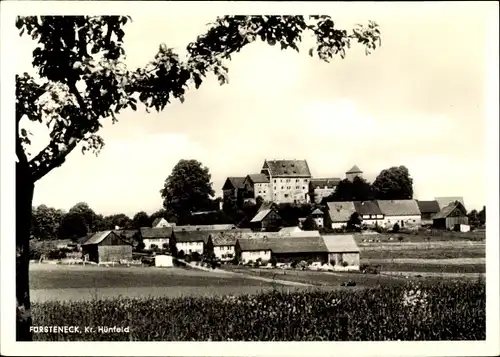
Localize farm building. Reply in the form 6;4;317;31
222;177;246;203
81;230;132;264
432;201;469;230
321;234;360;270
325;201;356;229
151;217;172;228
311;208;325;228
269;236;329;264
173;230;213;256
309;177;341;204
249;208;282;231
235;238;272;264
376;199;422;229
416;200;441;225
155;255;173;267
139;227;173;251
210;231;240;261
354;201;384;227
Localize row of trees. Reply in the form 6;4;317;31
317;166;414;203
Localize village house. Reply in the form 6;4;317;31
432;201;469;230
235;238;272;264
151;217;172;228
311;208;325;228
172;230;213;256
309;178;341;203
81;230;132;264
345;165;363;182
268;236;329;264
209;231;241;261
261;159;312;204
376;199;422;229
322;234;360;271
416;200;441;226
222;177;246;203
243;173;271;202
139;227;173;251
325;201;356;229
354;201;384;227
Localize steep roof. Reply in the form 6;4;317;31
173;224;236;232
174;231;211;244
310;178;342;189
376;200;421;216
140;227;173;239
417;200;441;214
346;165;363;174
114;229;139;240
152;217;170;227
210;231;241;246
250;209;273;223
222;177;246;190
322;234;360;253
246;174;270;184
311;208;324;215
433;201;467;219
354;201;382;216
435;197;465;210
237;236;327;253
262;160;311;177
326;202;356;222
82;231;128;246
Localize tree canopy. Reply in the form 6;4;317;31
322;176;374;203
160;159;215;218
372;166;414;200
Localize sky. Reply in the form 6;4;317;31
12;2;494;217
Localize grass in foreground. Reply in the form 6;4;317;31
32;279;485;341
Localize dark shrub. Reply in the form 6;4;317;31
392;222;400;233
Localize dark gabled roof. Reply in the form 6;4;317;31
433;201;467;219
326;202;356;222
376;200;421;216
140;227;173;239
174;230;211;244
354;201;383;216
237;236;327;253
346;165;363;174
210;231;241;246
222;177;246;190
310;178;342;189
417;200;441;214
250;209;273;223
77;233;93;245
114;229;139;240
246;173;270;184
262;160;311;177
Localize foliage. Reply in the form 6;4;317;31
32;280;485;341
393;223;401;233
160;159;215;219
478;206;486;226
372;166;414;200
31;204;65;240
322;177;374;203
132;211;151;229
346;212;361;232
58;212;88;241
270;256;278;268
301;215;318;231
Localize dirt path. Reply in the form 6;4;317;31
365;258;485;265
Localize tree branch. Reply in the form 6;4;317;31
30;136;78;182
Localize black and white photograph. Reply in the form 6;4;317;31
1;1;499;356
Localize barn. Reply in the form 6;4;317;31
269;236;329;264
433;201;469;230
321;234;360;270
416;200;441;226
235;238;273;264
81;230;132;264
249;208;282;231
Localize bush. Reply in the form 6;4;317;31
398;235;404;242
177;250;185;259
31;280;485;341
341;261;349;267
191;252;201;262
392;223;400;233
360;264;381;274
270;256;278;268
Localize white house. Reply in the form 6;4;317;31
311;208;324;228
376;200;422;229
139;227;173;251
210;231;240;261
173;231;211;256
353;201;384;227
261;159;312;204
151;217;172;228
326;202;356;229
235;238;272;264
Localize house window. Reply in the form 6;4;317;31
413;220;416;222
281;186;284;189
274;186;276;190
284;194;289;198
259;191;262;194
303;187;306;190
304;179;307;183
274;179;276;183
296;179;300;182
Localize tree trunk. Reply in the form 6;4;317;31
16;161;34;341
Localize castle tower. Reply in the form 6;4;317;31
346;165;363;182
